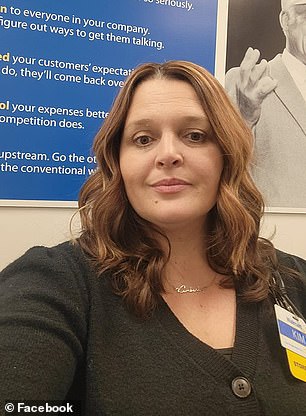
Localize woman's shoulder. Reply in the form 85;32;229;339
0;240;97;304
276;249;306;275
275;249;306;314
2;240;90;276
0;241;94;399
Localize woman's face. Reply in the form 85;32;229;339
119;78;223;232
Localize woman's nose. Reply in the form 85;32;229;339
155;135;184;168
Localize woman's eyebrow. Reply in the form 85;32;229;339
126;115;209;128
179;115;210;124
125;118;151;128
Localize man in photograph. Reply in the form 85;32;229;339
225;0;306;209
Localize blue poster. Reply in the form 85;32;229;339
0;0;218;205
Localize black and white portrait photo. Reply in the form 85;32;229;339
225;0;306;211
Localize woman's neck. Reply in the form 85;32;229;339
157;225;218;291
159;220;207;255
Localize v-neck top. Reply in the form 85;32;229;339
1;242;306;415
217;347;233;360
155;295;259;383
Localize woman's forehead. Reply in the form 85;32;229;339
127;78;204;112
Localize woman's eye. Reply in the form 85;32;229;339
186;131;206;142
134;136;152;146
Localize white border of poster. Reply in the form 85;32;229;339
214;0;228;86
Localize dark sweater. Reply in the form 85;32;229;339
1;242;306;415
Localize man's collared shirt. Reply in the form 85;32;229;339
282;48;306;102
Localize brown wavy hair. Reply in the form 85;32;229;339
78;60;278;317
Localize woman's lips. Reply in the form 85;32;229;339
151;178;190;193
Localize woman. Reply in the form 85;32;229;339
1;61;306;415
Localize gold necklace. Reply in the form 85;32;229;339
174;284;210;294
173;274;217;294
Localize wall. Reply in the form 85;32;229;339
260;213;306;258
0;206;78;270
1;207;305;271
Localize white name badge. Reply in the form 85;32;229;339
274;304;306;359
